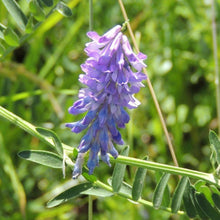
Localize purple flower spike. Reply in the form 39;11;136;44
66;25;147;178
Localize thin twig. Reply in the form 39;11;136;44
211;0;220;136
118;0;179;167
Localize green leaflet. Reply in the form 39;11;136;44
0;133;26;215
18;150;63;168
198;185;214;206
47;182;93;208
55;2;73;17
154;171;170;207
40;0;54;7
212;193;220;210
153;173;170;209
2;0;27;30
82;186;114;197
112;146;129;192
132;156;148;201
209;130;220;166
25;15;34;33
210;185;220;195
3;27;19;46
193;189;209;219
0;24;5;39
194;179;206;190
108;178;132;198
36;127;63;156
29;0;45;21
171;176;188;213
195;180;215;206
183;181;197;218
195;192;220;220
0;44;5;57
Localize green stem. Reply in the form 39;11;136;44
0;105;219;186
110;155;219;186
211;0;220;135
89;0;93;31
94;180;184;215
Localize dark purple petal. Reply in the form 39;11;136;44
87;143;100;174
105;81;116;95
112;131;124;145
90;119;99;137
107;116;118;136
99;128;109;153
66;120;89;133
113;107;130;128
117;69;128;85
81;110;97;125
68;97;90;115
98;105;108;127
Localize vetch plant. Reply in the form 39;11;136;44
66;24;147;178
0;0;220;220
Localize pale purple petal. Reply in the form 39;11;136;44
66;25;147;177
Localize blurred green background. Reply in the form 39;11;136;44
0;0;219;219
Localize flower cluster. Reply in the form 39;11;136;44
66;25;147;178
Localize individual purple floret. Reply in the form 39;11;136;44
66;25;147;178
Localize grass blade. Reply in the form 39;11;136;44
0;134;26;217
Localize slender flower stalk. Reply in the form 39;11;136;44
66;25;147;178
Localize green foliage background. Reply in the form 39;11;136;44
0;0;219;219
